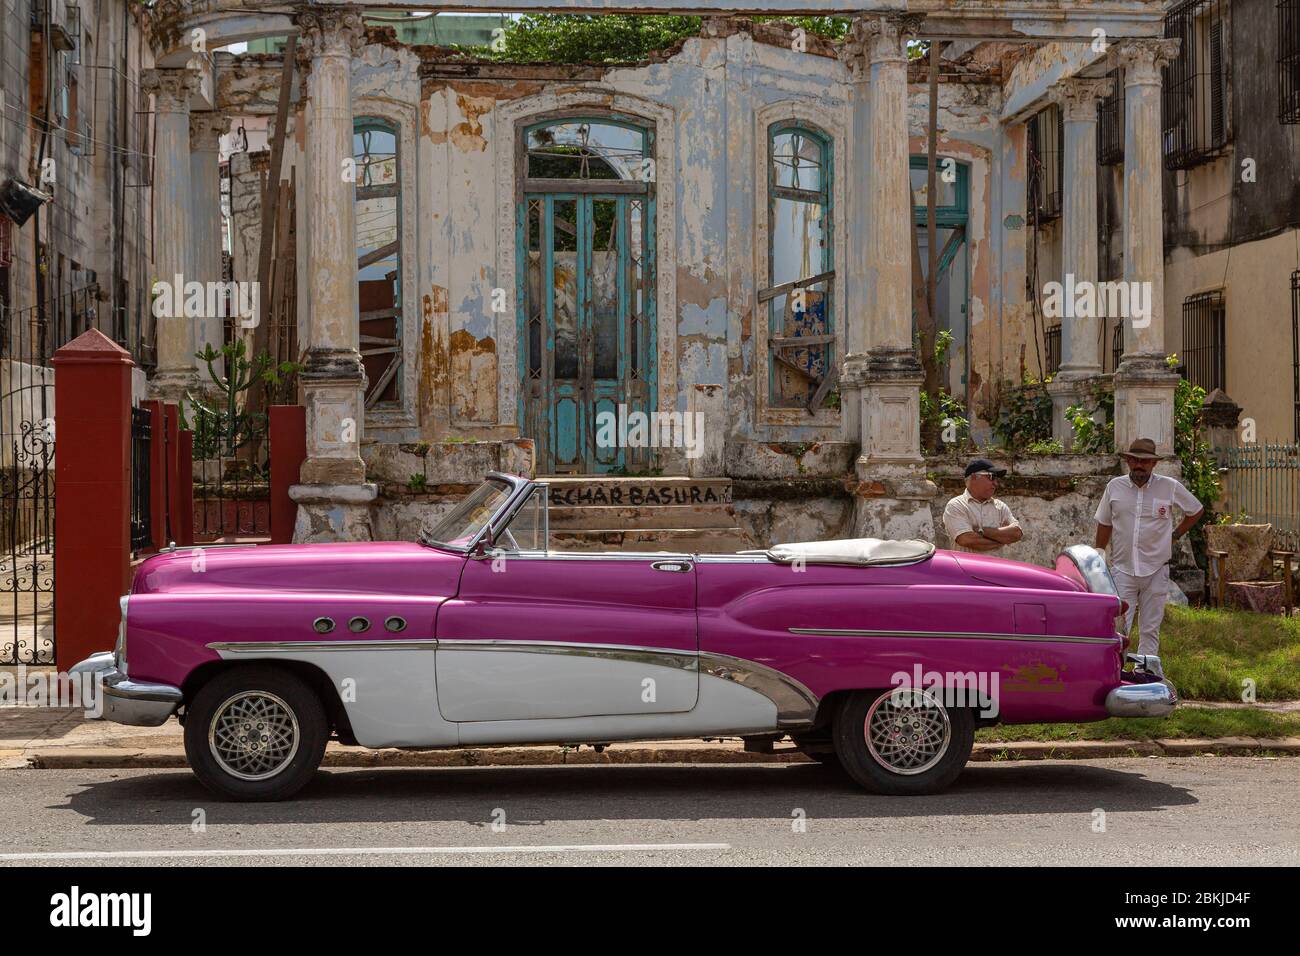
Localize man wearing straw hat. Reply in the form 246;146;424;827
1094;438;1204;657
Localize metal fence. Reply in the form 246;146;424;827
1217;442;1300;552
0;285;98;664
189;402;272;542
130;405;153;551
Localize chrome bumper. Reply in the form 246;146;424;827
1106;679;1179;717
70;652;183;727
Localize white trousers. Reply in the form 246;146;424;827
1112;565;1170;658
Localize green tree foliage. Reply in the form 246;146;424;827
1167;353;1222;564
467;14;851;63
476;15;702;63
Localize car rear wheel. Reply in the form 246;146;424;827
833;687;974;796
184;666;328;801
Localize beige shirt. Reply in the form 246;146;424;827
942;490;1020;552
1094;473;1202;576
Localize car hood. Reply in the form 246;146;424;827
131;541;464;596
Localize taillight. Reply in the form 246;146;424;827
1119;600;1130;615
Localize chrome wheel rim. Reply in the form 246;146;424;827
864;688;952;775
208;691;300;781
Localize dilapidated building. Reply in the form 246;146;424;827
5;1;1225;573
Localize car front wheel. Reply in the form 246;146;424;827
184;666;328;801
833;687;974;796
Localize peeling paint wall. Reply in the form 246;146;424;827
217;24;1070;473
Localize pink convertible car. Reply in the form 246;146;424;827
73;472;1175;801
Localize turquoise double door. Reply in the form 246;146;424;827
520;191;654;474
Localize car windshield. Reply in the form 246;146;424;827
418;478;514;551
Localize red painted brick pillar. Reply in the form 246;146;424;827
52;330;135;671
269;405;307;544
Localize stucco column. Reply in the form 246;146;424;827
189;112;230;378
142;68;200;404
837;27;872;446
1046;77;1113;446
289;7;377;542
848;13;938;540
1113;39;1182;458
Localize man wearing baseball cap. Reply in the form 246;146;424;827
1094;437;1204;657
942;458;1023;554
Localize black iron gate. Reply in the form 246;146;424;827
1;284;99;664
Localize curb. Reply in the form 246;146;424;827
12;737;1300;770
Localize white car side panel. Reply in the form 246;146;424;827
435;646;699;721
212;648;788;748
212;647;458;748
454;672;780;745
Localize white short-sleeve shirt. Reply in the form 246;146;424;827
942;490;1020;553
1094;473;1203;576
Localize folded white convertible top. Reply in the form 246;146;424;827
765;538;936;567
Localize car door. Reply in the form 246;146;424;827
434;497;699;722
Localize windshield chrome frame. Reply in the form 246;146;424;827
419;472;536;554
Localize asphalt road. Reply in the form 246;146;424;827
0;758;1296;866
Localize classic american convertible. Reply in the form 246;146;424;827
73;472;1176;801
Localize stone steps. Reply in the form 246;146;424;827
539;476;751;553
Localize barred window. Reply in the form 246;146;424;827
1181;290;1226;392
1027;104;1063;223
1097;70;1124;165
1281;0;1300;123
1044;324;1062;375
1163;0;1229;170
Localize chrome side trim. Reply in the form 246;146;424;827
789;627;1117;645
208;640;439;653
698;650;819;727
477;550;695;562
435;638;697;669
158;541;258;553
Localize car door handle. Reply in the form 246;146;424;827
651;561;691;573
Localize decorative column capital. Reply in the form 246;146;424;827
141;68;200;113
189;112;229;152
851;13;925;67
1114;38;1181;85
296;6;367;61
1050;77;1115;122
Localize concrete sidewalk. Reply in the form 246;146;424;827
2;705;1299;770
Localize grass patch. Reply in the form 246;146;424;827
1153;605;1300;701
979;707;1300;743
